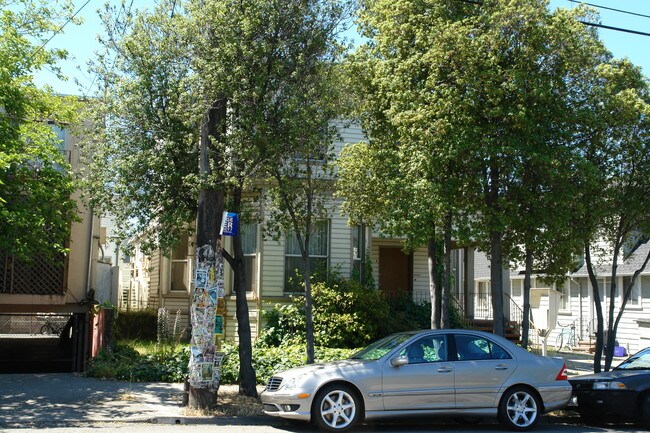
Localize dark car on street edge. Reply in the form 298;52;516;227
569;347;650;427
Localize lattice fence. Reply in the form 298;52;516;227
0;250;66;295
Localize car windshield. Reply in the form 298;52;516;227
614;348;650;370
349;333;414;361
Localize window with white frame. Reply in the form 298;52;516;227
170;234;189;292
511;279;522;298
622;276;641;307
285;220;329;292
234;222;257;293
559;280;570;311
476;280;491;317
351;224;365;282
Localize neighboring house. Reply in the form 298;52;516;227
0;125;117;373
126;125;473;341
474;241;650;355
120;115;650;354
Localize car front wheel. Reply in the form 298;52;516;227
498;386;540;431
312;384;361;433
642;394;650;428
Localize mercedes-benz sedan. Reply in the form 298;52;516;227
260;329;571;432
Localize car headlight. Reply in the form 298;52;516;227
279;374;307;391
593;381;628;390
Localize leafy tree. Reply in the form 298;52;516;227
578;60;650;372
344;0;611;337
0;0;80;262
81;0;352;397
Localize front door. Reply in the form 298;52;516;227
382;335;455;410
378;247;411;300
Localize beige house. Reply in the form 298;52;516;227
124;125;476;342
0;125;116;373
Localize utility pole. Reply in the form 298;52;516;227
187;99;226;409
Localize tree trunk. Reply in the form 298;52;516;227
231;186;258;397
490;229;505;337
428;236;440;329
521;248;532;349
189;98;227;409
441;213;452;329
585;244;604;373
303;253;315;364
487;158;504;337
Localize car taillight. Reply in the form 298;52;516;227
555;363;568;381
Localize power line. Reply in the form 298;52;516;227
31;0;93;61
579;20;650;37
568;0;650;20
458;0;650;38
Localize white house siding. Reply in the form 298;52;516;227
330;200;352;278
259;235;285;298
224;298;260;343
412;246;430;303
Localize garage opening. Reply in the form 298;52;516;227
0;313;87;373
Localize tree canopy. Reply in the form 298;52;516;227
0;0;80;261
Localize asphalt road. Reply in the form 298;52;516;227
1;419;648;433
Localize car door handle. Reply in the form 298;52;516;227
437;367;453;373
495;364;509;370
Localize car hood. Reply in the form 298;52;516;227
569;369;649;383
274;359;371;380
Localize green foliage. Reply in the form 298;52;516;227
260;277;393;349
0;0;81;261
85;342;189;383
115;310;158;341
220;340;355;385
258;273;463;348
86;339;352;385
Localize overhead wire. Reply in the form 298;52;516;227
568;0;650;20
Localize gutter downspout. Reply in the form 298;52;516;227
85;209;95;301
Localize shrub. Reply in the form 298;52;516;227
85;341;189;382
220;340;356;385
259;278;392;349
115;310;158;341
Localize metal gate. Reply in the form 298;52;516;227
0;312;87;373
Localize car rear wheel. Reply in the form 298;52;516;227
498;386;540;431
312;384;361;433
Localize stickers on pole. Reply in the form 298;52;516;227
189;242;226;390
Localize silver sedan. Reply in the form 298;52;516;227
260;329;572;432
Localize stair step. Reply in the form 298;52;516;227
466;319;521;343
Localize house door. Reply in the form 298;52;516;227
379;247;411;300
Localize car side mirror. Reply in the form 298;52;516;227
390;356;409;367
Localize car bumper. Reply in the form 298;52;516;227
537;384;573;412
259;389;313;421
574;390;639;419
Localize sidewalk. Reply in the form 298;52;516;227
0;373;184;427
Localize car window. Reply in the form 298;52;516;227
455;335;511;361
615;348;650;370
399;336;447;364
349;333;414;360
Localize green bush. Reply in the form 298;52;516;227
220;341;356;385
260;278;392;349
115;310;158;341
86;340;353;385
85;342;189;382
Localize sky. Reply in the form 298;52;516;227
33;0;650;96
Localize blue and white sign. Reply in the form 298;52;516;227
219;211;239;236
